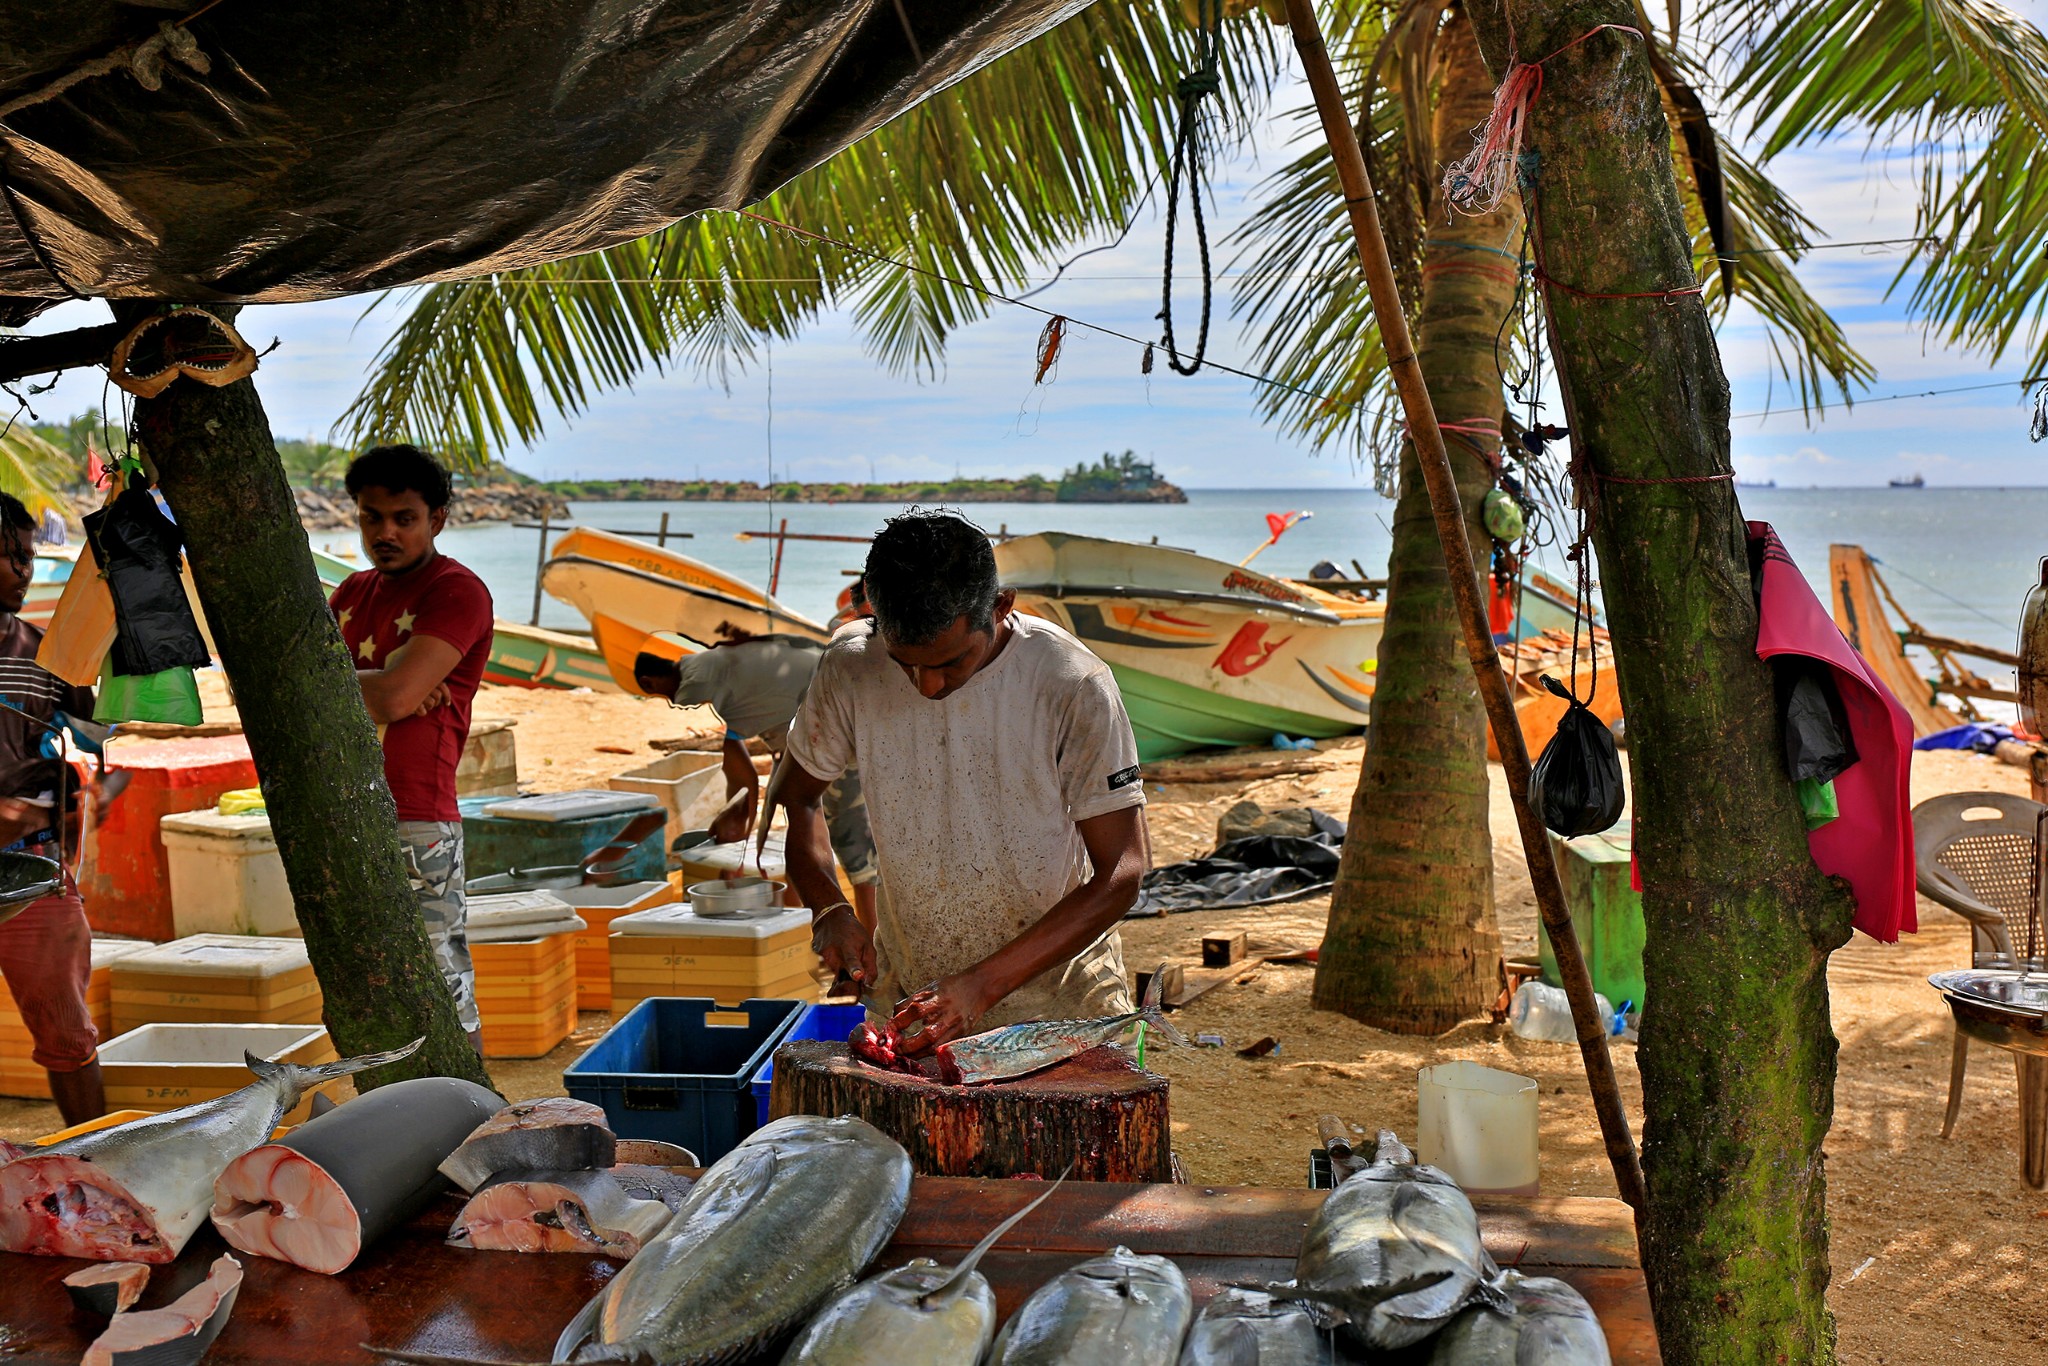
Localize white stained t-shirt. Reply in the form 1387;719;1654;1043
785;612;1146;1026
670;635;824;747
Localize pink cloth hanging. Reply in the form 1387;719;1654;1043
1749;522;1917;941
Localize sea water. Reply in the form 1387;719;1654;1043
404;486;2043;670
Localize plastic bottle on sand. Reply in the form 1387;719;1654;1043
1508;980;1614;1043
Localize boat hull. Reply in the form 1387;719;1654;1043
996;533;1382;761
542;526;828;646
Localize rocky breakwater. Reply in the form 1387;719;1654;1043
296;481;569;530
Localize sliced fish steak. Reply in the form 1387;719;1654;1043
213;1076;503;1273
448;1169;676;1256
0;1040;421;1263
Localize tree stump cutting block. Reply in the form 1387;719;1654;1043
767;1039;1172;1182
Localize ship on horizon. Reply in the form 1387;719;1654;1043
1889;472;1926;489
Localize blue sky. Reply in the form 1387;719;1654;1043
15;12;2047;490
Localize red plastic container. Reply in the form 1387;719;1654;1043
79;736;259;940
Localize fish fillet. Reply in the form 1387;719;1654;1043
438;1097;616;1193
82;1253;241;1366
448;1169;675;1255
62;1262;151;1316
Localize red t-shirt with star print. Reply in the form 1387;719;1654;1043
329;555;493;821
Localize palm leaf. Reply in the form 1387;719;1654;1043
0;422;79;516
1714;0;2048;373
342;3;1280;461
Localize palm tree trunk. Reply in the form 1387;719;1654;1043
1462;4;1851;1359
1314;9;1512;1033
133;348;491;1092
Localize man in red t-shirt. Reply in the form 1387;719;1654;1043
329;445;493;1047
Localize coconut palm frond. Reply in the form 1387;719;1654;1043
1700;145;1876;414
342;2;1281;459
1229;1;1431;455
1715;0;2048;373
0;422;81;516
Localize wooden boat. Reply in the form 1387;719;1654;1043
542;526;829;646
308;544;618;692
22;545;81;631
995;532;1384;761
1830;543;1992;738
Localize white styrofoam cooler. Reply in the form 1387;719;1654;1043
158;810;298;937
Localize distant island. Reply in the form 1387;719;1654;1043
544;451;1186;505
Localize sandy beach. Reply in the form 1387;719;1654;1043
5;683;2044;1359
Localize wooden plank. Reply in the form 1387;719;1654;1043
0;1178;1655;1366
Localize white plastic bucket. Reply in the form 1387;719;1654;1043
1416;1061;1539;1195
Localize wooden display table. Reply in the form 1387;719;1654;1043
0;1176;1657;1364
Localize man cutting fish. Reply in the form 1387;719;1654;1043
778;509;1149;1048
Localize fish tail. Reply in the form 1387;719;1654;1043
927;1165;1069;1303
1138;1005;1190;1050
249;1037;425;1103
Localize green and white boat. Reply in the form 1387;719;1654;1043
995;532;1384;761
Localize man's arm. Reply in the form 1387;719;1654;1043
356;636;463;725
708;732;759;844
891;805;1147;1051
777;757;877;989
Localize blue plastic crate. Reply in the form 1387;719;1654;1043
563;997;805;1162
749;1002;870;1126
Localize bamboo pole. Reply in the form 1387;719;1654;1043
1282;0;1645;1214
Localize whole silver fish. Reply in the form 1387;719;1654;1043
780;1175;1063;1364
933;966;1188;1085
567;1113;910;1364
0;1040;421;1264
989;1246;1193;1365
1178;1288;1336;1366
1275;1130;1507;1351
1427;1271;1610;1365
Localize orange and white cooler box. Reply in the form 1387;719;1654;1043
109;934;321;1036
96;1023;342;1124
558;881;677;1010
607;902;821;1014
468;891;583;1060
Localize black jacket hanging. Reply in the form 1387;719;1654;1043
83;484;210;676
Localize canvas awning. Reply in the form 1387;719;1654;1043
0;0;1090;324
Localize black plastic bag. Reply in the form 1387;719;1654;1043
83;485;210;677
1530;675;1625;838
1776;656;1857;783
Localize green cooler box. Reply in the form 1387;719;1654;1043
1539;827;1646;1012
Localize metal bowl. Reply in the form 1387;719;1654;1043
0;852;63;928
687;876;784;918
1929;969;2048;1058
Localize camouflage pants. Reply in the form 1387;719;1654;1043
397;821;478;1032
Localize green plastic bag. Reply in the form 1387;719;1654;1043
93;656;202;727
1795;777;1839;831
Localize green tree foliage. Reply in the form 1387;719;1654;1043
1056;450;1166;500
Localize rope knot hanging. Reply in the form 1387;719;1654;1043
1441;25;1643;217
1159;0;1224;376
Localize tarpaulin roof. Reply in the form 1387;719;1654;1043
0;0;1089;325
